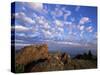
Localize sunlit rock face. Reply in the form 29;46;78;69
16;44;49;65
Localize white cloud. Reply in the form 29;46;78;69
42;30;52;38
80;25;84;30
36;16;47;25
15;12;25;18
51;7;63;18
58;27;64;33
80;31;84;38
38;18;44;25
15;43;31;46
32;13;38;18
66;23;73;31
43;6;48;14
35;15;51;31
43;22;50;30
73;32;77;35
79;17;90;24
27;33;39;38
16;33;26;37
77;25;85;31
55;8;63;17
24;17;35;24
68;31;77;36
64;10;71;21
46;31;52;36
12;25;30;32
54;20;63;27
56;41;81;46
51;28;57;34
62;7;71;16
64;21;72;25
15;12;35;24
28;2;43;12
86;26;93;32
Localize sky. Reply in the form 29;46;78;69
11;2;97;55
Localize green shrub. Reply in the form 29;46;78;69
15;64;24;73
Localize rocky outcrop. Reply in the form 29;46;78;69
15;44;96;73
61;53;71;64
28;54;64;72
16;44;49;65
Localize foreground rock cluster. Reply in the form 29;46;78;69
15;44;97;73
16;44;49;65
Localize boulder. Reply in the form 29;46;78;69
16;44;49;65
30;55;64;72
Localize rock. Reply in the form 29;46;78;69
16;44;49;65
30;55;64;72
61;53;71;64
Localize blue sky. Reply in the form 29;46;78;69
11;2;97;54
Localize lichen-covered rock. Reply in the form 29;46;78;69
16;44;49;65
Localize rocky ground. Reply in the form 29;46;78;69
15;44;97;73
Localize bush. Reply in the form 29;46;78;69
15;64;24;73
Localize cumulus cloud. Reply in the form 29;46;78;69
58;27;64;33
55;7;63;17
16;33;26;37
13;3;97;49
62;7;71;16
80;31;84;38
68;31;77;37
15;12;25;18
43;22;50;30
43;6;48;14
27;2;43;12
77;25;85;31
38;18;44;25
64;10;71;21
32;13;38;18
24;17;35;24
65;22;75;32
15;12;35;24
54;20;63;27
64;21;72;26
51;7;63;18
79;17;90;24
42;30;52;39
35;16;47;26
12;25;30;32
34;15;51;31
86;26;93;32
